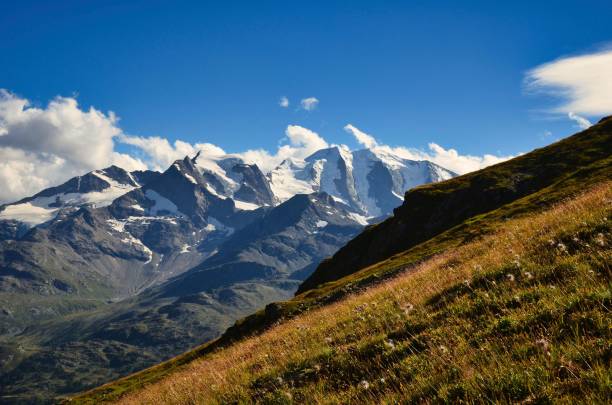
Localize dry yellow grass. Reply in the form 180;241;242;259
115;182;611;404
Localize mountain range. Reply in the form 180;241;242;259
72;115;612;405
0;144;454;402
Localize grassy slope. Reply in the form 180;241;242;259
88;181;611;404
69;120;612;403
299;116;612;293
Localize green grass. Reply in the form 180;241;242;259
77;181;611;404
67;117;612;404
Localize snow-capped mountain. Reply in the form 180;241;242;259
0;144;454;238
0;166;159;238
269;145;456;217
191;152;277;209
0;143;456;400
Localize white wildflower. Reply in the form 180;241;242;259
535;338;551;356
401;303;415;314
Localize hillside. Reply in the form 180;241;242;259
70;119;611;403
74;178;611;404
299;115;612;293
1;139;458;403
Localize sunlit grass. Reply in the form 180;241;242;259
114;182;611;404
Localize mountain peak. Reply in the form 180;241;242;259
191;150;202;163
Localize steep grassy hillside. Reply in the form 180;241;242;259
77;181;611;404
299;115;612;293
69;119;611;404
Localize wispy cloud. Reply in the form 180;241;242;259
279;96;289;108
343;124;378;149
526;48;612;117
344;123;515;175
567;112;592;130
300;97;319;111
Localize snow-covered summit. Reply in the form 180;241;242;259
267;145;456;217
0;166;155;227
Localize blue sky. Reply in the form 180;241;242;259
1;1;611;202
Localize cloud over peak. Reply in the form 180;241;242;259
0;91;515;204
0;90;145;203
343;124;378;149
343;123;514;175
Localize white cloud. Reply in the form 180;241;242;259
344;124;514;175
279;96;289;108
0;90;145;204
526;48;612;116
344;124;378;149
300;97;319;111
120;124;328;174
227;125;329;172
0;90;513;204
567;112;592;130
119;135;201;171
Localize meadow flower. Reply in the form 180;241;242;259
524;271;534;280
324;337;333;344
359;380;370;389
557;242;568;253
401;303;415;314
384;339;396;349
506;274;515;282
535;338;551;355
439;345;449;353
594;233;605;247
